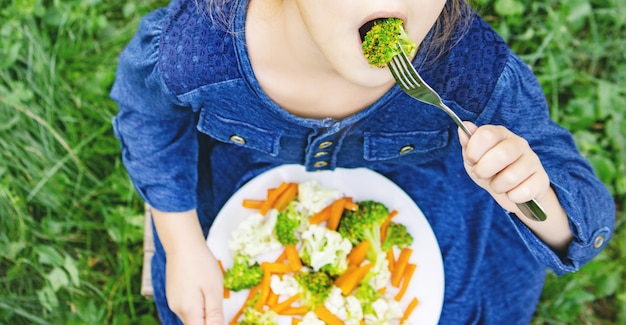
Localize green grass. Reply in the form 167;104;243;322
1;0;624;324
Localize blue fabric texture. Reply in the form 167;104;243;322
110;0;616;324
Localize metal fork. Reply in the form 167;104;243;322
388;42;547;222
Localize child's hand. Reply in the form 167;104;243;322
152;209;224;325
458;122;551;215
165;245;224;325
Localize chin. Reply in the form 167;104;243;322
352;65;395;88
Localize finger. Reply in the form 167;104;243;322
506;170;550;203
471;136;526;180
458;121;478;147
488;153;538;194
463;125;510;166
203;288;224;325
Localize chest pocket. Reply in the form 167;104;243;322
197;110;282;157
363;128;452;161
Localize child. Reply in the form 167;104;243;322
110;0;615;324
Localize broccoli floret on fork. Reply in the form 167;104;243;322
361;18;418;68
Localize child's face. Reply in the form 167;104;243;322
294;0;447;87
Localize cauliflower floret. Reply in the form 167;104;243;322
325;286;364;325
228;211;282;258
364;295;403;325
301;311;325;325
299;225;352;276
298;180;341;214
270;274;299;297
367;257;391;291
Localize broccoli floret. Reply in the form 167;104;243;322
381;222;413;252
295;270;334;309
361;18;418;68
355;282;381;315
223;254;263;292
337;200;389;249
274;202;301;245
238;307;279;325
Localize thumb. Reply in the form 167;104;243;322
458;121;478;147
203;290;224;325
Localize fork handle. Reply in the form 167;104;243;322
447;106;548;221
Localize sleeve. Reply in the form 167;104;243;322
110;8;198;213
477;53;616;276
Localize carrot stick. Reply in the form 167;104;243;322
267;290;279;307
386;249;395;272
254;272;272;311
327;198;346;231
231;285;258;325
343;197;359;211
347;240;370;266
314;305;344;325
259;182;290;215
270;293;301;313
338;263;373;296
391;247;412;287
275;247;288;263
333;265;356;288
285;244;303;272
394;263;416;301
274;182;298;211
217;260;230;298
377;286;387;294
242;199;264;209
309;204;332;224
380;210;398;244
281;306;309;316
262;261;293;274
292;318;302;325
401;297;419;322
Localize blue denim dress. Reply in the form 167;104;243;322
110;0;615;323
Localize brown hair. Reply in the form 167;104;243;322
197;0;473;58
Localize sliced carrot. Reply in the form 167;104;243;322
333;265;357;288
394;263;416;301
347;240;370;266
242;199;264;209
267;290;279;307
274;182;299;211
292;317;302;325
343;197;359;211
270;293;301;313
309;204;332;224
401;297;419;322
386;249;395;272
314;305;344;325
327;198;346;231
281;306;309;316
259;182;290;215
254;272;272;311
262;261;293;274
285;244;303;272
337;263;373;296
377;286;387;294
391;247;412;287
380;209;398;244
231;285;258;325
274;247;288;263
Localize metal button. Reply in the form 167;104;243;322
314;151;329;158
318;141;333;149
313;161;328;168
229;135;245;145
593;235;605;249
399;145;415;155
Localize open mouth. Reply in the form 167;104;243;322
359;18;387;42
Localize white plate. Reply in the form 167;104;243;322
207;164;444;324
